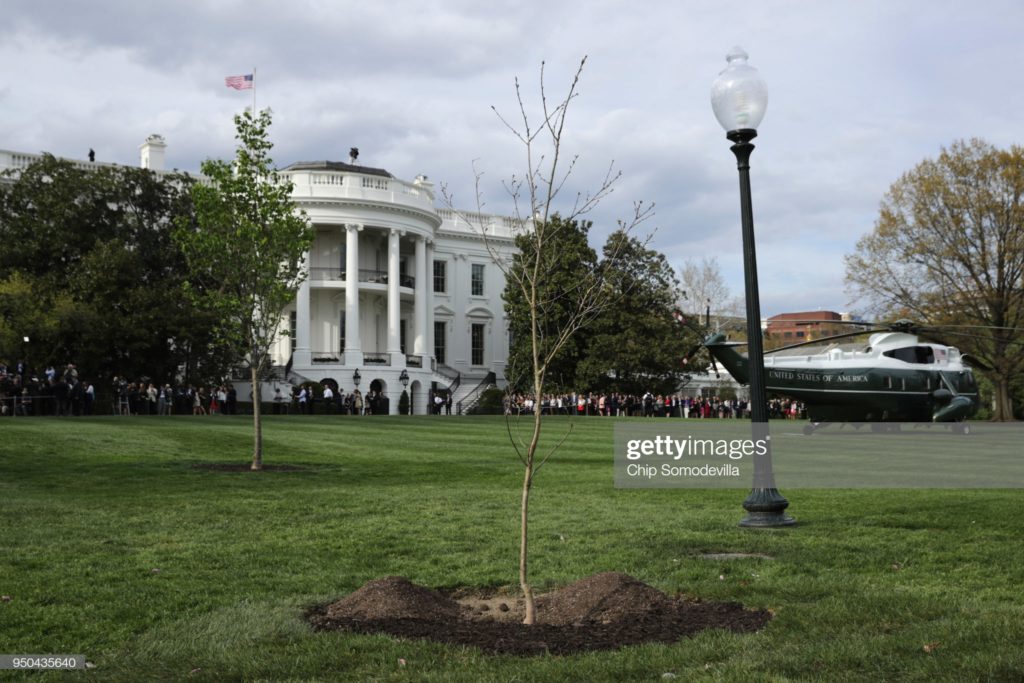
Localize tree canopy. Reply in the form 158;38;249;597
845;138;1024;419
576;230;691;395
503;217;692;396
0;155;230;386
502;215;599;393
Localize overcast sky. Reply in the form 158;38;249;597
3;0;1022;316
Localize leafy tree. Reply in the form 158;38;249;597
576;230;692;394
174;109;314;469
0;156;229;386
845;139;1024;420
502;215;598;393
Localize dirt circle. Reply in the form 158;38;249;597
307;572;771;656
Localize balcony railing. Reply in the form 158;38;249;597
311;350;344;363
309;267;414;288
363;352;390;366
406;356;422;368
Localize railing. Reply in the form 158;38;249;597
363;352;390;366
286;169;436;211
436;208;527;239
457;372;497;415
309;267;414;288
311;350;344;364
434;363;459;382
406;356;422;368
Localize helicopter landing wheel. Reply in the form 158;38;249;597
952;422;971;436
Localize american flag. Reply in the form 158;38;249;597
224;74;253;90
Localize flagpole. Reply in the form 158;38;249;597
252;67;257;114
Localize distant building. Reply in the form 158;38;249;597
1;139;519;414
764;310;861;347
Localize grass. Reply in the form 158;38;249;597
1;415;1023;681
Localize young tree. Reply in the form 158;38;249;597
175;109;314;468
446;58;652;624
845;139;1024;420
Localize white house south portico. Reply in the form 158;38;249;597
272;159;517;414
0;142;518;414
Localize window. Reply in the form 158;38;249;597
289;311;297;353
434;321;446;364
471;263;485;296
400;320;407;354
339;313;346;352
471;323;485;365
433;260;446;293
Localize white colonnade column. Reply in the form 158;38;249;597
387;228;404;364
293;251;312;366
425;239;435;368
344;223;363;366
413;236;427;357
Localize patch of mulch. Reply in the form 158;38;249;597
189;463;307;472
307;572;772;656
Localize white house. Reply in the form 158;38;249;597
1;139;520;414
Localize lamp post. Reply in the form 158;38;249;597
711;47;794;527
352;369;361;388
398;369;411;415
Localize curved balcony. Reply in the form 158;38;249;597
285;167;439;226
309;268;414;288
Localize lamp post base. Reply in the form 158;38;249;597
739;487;796;528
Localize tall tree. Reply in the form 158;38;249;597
502;215;598;393
0;156;227;385
174;109;313;469
576;230;692;395
845;139;1024;420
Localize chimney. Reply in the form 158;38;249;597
139;134;167;170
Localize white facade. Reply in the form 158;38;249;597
274;161;519;414
1;142;520;414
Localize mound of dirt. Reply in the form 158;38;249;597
308;573;771;656
536;571;676;625
321;576;461;621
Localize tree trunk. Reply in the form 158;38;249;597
250;364;263;471
520;446;536;625
520;398;543;625
994;377;1014;422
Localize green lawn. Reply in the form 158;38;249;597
1;415;1023;681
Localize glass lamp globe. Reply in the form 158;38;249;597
710;47;768;133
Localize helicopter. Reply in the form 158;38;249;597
697;319;982;434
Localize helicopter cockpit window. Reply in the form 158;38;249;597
883;346;936;364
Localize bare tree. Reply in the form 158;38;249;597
677;256;742;324
443;57;653;624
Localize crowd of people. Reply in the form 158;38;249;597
0;362;96;417
277;385;390;415
3;360;805;419
505;392;804;419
